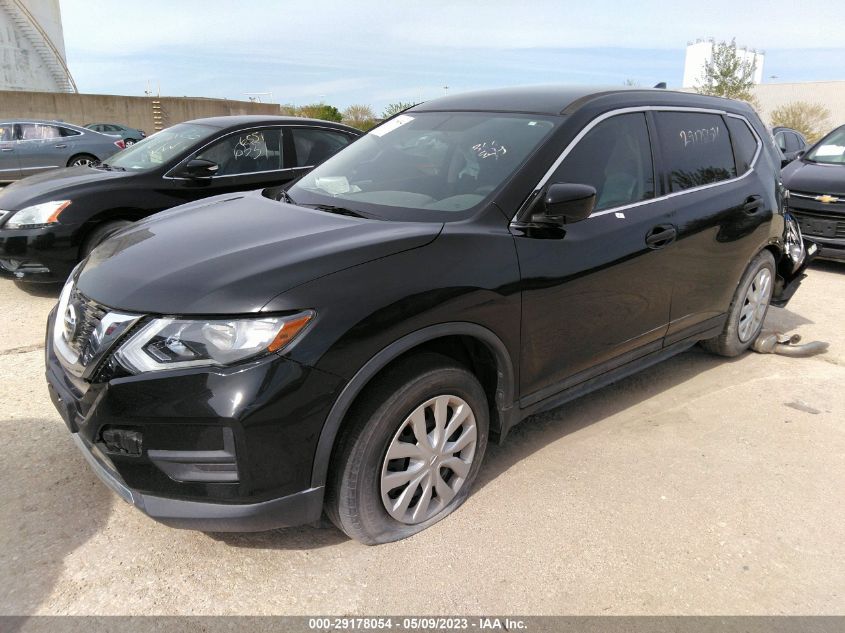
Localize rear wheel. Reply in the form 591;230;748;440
701;250;776;357
68;154;98;167
124;138;137;146
81;220;133;258
325;354;489;544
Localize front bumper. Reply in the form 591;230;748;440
69;432;324;531
45;306;345;531
0;224;79;282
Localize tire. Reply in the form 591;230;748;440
81;220;133;257
700;249;776;357
68;154;98;167
325;353;489;545
124;139;136;146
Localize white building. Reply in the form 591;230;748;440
0;0;76;92
683;39;764;89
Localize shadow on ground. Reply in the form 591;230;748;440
12;282;61;299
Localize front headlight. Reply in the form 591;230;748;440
5;200;71;229
115;311;314;374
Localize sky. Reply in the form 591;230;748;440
61;0;845;114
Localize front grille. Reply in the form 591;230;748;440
66;287;108;355
789;209;845;239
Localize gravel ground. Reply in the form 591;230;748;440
0;263;843;616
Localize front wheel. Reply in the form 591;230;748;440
325;354;489;544
81;220;133;258
701;249;776;357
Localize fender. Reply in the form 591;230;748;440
309;322;516;488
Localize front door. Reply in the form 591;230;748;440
515;111;675;405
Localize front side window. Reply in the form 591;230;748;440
289;112;557;217
655;112;736;192
106;123;217;171
805;126;845;165
195;128;283;176
291;128;351;167
775;131;787;152
551;112;655;212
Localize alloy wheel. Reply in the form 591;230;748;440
380;394;478;524
738;267;772;342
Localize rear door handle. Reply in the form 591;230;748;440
742;195;763;213
54;144;67;149
645;224;677;249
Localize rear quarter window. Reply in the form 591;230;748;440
725;116;759;175
655;112;737;192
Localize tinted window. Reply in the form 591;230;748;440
726;117;758;175
552;112;654;211
59;126;81;137
655;112;736;192
785;132;802;152
19;123;61;140
196;128;284;176
291;128;351;167
774;131;787;151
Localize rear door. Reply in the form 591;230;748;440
516;111;676;404
0;123;20;181
16;123;66;176
652;110;770;344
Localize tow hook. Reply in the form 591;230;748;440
751;330;829;357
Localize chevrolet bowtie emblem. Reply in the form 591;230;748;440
815;194;840;204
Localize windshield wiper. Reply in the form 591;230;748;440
276;189;296;205
307;204;367;218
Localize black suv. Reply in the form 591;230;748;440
45;87;813;544
0;116;360;281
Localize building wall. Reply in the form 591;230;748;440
683;40;765;88
0;0;70;92
751;81;845;134
0;90;281;132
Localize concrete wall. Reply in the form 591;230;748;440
0;90;281;132
751;81;845;135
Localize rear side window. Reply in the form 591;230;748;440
59;126;81;137
655;112;736;192
291;128;352;167
552;112;655;211
725;117;759;175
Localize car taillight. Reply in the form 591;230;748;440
114;139;126;149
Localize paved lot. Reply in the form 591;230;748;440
0;264;843;616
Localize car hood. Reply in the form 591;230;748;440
782;160;845;196
77;191;442;314
0;166;133;210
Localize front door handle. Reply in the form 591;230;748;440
645;224;677;249
742;195;763;213
54;144;68;149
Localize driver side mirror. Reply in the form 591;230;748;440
533;183;597;225
177;158;219;179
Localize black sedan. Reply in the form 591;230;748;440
782;123;845;261
0;115;361;281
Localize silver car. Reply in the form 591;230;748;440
0;120;125;183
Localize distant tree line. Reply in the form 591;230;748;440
279;101;420;132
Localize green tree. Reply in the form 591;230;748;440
770;101;831;143
343;104;377;131
382;101;417;118
695;39;758;104
296;103;343;122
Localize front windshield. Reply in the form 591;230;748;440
104;123;217;171
805;127;845;165
288;112;557;217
